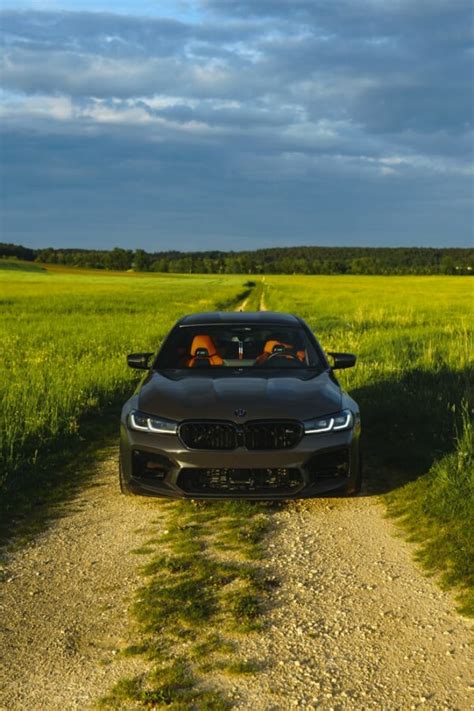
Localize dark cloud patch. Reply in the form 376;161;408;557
2;127;472;249
352;83;473;134
2;3;471;134
1;49;189;97
1;10;191;57
0;9;264;58
143;100;297;129
204;0;472;38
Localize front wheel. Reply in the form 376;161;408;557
119;457;133;496
347;454;363;496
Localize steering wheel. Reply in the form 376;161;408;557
264;350;301;364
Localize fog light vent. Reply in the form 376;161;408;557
132;450;173;480
305;449;350;480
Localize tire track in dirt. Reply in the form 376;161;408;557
0;452;161;710
259;276;267;311
220;498;472;710
235;296;250;311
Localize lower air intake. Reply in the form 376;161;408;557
177;467;303;495
305;448;350;479
132;450;173;481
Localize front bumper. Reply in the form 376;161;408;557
119;421;361;499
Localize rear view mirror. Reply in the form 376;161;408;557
127;352;154;370
327;352;356;369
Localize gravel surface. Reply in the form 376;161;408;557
228;499;472;710
0;457;472;710
0;452;160;710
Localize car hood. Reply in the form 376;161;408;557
137;371;342;422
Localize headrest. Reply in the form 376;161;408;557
263;339;292;354
195;347;209;357
191;334;217;356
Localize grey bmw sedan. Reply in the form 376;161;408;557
119;311;361;499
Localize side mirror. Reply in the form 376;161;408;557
127;352;154;370
327;352;356;369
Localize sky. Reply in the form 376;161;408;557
1;0;473;251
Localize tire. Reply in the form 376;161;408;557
348;453;363;496
119;457;133;496
353;465;362;495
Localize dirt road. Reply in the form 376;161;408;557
0;452;160;710
0;453;471;710
228;499;472;709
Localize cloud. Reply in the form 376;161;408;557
0;2;472;248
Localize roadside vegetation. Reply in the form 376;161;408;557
386;410;473;615
262;274;473;613
0;259;46;272
0;267;249;522
101;500;273;709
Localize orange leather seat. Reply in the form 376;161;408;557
255;339;291;365
187;334;223;367
256;339;305;365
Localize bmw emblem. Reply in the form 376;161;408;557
234;408;247;418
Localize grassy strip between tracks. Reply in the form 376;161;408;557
385;409;474;616
238;279;264;311
100;499;276;710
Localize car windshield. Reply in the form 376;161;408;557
155;324;324;370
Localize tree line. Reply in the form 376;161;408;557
1;242;472;275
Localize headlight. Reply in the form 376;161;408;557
304;409;353;434
129;409;177;434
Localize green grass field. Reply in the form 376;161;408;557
263;275;471;479
0;260;46;273
262;274;473;612
1;266;472;612
0;266;248;494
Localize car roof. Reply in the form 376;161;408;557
178;311;302;327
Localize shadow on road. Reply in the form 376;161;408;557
0;406;122;547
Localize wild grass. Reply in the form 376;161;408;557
100;499;274;709
262;276;471;475
0;268;247;503
386;409;473;615
263;274;473;611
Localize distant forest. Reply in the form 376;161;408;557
1;242;473;275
